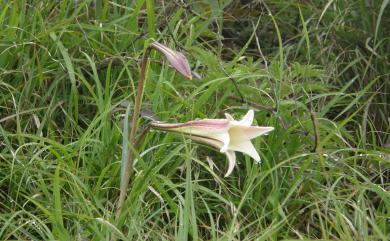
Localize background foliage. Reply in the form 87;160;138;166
0;0;389;240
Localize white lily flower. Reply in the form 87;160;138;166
150;110;274;177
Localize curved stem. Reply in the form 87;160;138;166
116;49;150;218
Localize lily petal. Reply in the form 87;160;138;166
214;132;230;153
151;119;229;134
237;110;254;126
228;140;261;163
224;150;236;177
150;120;230;150
225;113;234;121
229;126;274;142
186;135;224;150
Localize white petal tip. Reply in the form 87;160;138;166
263;127;274;134
225;113;234;121
224;167;234;177
252;126;274;136
252;153;261;163
224;151;236;177
239;110;254;126
254;156;261;163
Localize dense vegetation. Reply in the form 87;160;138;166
1;1;389;240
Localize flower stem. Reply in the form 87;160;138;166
116;49;150;218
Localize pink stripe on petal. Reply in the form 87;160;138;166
151;119;229;132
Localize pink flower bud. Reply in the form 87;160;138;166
150;42;192;80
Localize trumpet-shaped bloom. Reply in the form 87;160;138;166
150;42;192;80
151;110;274;177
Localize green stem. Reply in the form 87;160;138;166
116;49;150;218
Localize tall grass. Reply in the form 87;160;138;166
0;0;389;240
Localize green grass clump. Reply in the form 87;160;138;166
0;0;389;240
